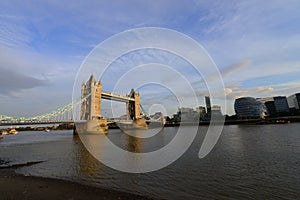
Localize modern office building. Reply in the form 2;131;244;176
257;97;274;104
234;97;268;119
264;101;276;116
257;96;289;114
177;107;199;122
273;96;289;113
288;93;300;110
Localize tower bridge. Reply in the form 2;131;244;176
80;74;141;121
77;74;146;134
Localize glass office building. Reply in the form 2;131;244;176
234;97;268;119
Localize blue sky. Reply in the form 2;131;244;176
1;0;300;117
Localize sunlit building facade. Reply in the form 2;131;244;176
288;93;300;110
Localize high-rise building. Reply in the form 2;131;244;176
273;96;289;113
205;96;211;115
234;97;268;119
288;93;300;110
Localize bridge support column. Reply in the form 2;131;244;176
126;89;140;120
134;92;141;119
80;75;108;134
81;74;102;120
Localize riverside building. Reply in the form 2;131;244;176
234;97;268;119
288;93;300;110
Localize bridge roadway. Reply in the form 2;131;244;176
101;91;135;102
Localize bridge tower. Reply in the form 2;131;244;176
126;89;141;120
81;75;102;120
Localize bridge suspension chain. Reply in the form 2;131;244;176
0;93;91;122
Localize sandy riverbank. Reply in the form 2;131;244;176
0;169;156;200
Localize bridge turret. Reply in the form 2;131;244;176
89;74;95;83
81;74;102;120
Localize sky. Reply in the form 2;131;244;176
1;0;300;118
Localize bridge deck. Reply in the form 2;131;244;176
101;91;135;102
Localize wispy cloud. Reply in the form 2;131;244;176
256;87;274;93
191;59;251;86
0;0;300;116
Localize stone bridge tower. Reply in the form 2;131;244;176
80;75;102;120
126;89;141;120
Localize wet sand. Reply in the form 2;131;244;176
0;169;155;200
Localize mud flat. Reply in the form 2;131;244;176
0;168;156;200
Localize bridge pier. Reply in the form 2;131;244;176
86;119;108;134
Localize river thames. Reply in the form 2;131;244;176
1;124;299;199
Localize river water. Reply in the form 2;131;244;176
0;124;299;199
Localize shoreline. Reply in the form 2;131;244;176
1;117;300;134
0;168;157;200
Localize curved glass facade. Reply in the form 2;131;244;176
234;97;268;118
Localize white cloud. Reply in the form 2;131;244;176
225;88;233;95
256;87;274;92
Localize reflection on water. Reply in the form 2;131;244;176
0;125;300;199
73;135;99;177
127;135;143;153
